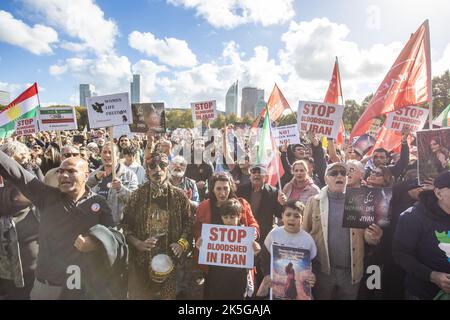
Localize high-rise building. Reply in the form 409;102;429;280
130;74;141;104
0;90;10;105
225;80;238;115
79;84;96;107
241;87;261;117
255;89;266;116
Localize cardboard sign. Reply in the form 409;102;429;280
15;118;38;136
39;107;78;131
272;124;301;147
270;244;311;300
198;224;255;269
385;106;429;133
191;100;216;122
129;103;165;133
86;93;132;129
343;187;392;229
417;128;450;184
297;101;345;139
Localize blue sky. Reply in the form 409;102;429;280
1;0;449;113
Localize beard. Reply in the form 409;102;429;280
170;169;185;178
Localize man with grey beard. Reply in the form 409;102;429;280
169;155;199;208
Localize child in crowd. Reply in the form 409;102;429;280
257;200;317;299
196;198;260;299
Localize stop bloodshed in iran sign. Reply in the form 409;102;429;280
15;118;38;136
384;106;429;133
297;101;345;139
191;100;216;122
198;224;255;269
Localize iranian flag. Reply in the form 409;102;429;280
256;108;284;187
433;104;450;127
0;83;40;138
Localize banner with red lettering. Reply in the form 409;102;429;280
297;101;345;139
384;106;429;133
198;224;255;269
191;100;216;122
272;124;300;147
15;118;39;136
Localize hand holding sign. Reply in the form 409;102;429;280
364;224;383;244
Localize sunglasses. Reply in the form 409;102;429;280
370;171;383;177
147;161;168;170
63;153;80;158
327;169;347;177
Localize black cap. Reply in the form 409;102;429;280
434;171;450;189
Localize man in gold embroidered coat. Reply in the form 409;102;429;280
122;151;192;299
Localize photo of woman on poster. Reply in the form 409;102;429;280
284;262;297;300
430;137;449;172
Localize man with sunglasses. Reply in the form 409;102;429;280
0;149;117;299
122;151;193;299
302;162;383;299
44;145;80;188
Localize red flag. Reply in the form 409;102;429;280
350;20;431;139
252;83;290;128
324;57;345;145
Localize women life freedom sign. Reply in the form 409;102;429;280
198;224;255;269
297;101;344;139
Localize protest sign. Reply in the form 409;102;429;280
15;118;38;136
86;93;131;129
297;101;344;139
270;244;312;300
112;124;131;139
38;107;78;131
198;224;255;269
352;134;376;156
129;103;165;133
343;187;392;229
385;106;428;133
191;100;216;122
417;128;450;184
272;124;301;147
367;118;382;138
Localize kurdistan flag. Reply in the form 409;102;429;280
433;104;450;127
0;83;40;138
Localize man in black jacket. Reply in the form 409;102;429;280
393;170;450;299
236;164;283;291
0;149;118;299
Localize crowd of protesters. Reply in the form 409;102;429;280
0;124;449;300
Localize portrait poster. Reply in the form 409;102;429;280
417;128;450;184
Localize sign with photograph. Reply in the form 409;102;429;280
270;244;312;300
129;103;165;133
417;128;450;184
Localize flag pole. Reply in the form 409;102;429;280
265;103;282;189
425;20;433;128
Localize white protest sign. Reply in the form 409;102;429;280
38;107;78;131
297;101;345;139
112;124;131;139
368;118;382;138
15;118;38;136
272;124;300;147
198;224;255;269
384;106;429;133
86;93;132;129
191;100;216;122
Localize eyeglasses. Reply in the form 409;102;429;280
327;170;346;177
370;171;383;177
147;161;168;170
56;168;79;175
63;153;80;158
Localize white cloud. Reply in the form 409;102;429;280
49;54;133;98
167;0;295;29
132;60;168;101
21;0;118;54
434;43;450;75
0;10;58;55
129;31;197;68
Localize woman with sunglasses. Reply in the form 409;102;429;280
366;166;394;188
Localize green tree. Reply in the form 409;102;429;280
432;70;450;118
277;112;297;126
165;109;194;129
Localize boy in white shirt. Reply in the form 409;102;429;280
257;200;317;297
